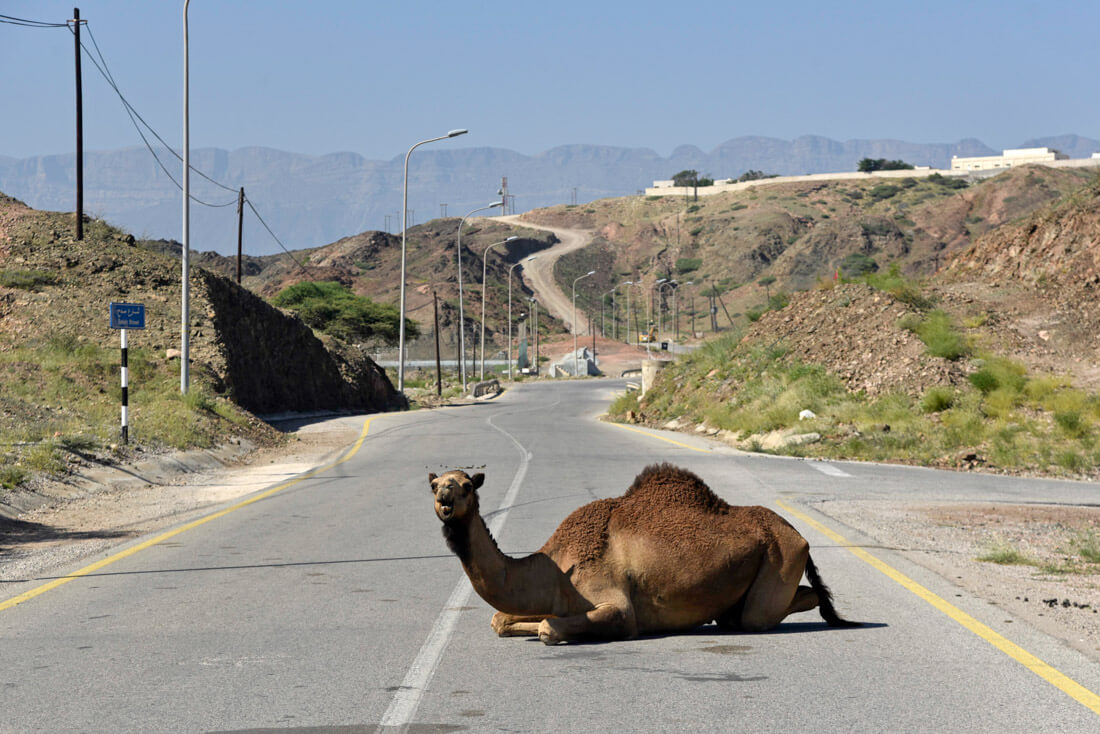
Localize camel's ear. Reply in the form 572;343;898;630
470;473;484;491
428;472;438;488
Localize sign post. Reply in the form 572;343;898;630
109;303;146;444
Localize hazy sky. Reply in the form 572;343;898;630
3;1;1098;160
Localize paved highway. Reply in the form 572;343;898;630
2;379;1098;732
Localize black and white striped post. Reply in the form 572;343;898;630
109;302;146;446
120;328;129;444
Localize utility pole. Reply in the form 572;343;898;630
72;8;84;240
384;214;391;233
440;203;447;218
236;187;244;284
571;187;577;206
432;291;442;396
500;177;509;215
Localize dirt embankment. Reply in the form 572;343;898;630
0;195;402;416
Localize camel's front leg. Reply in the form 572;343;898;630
537;602;637;645
491;611;551;637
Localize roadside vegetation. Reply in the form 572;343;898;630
609;269;1100;479
0;332;264;493
271;280;414;344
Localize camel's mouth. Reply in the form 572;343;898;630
436;500;455;520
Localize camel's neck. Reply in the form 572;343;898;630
442;513;581;617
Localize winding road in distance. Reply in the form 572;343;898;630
3;379;1099;732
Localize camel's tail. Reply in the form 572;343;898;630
805;554;860;628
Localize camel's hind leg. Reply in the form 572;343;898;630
491;612;550;637
739;535;812;632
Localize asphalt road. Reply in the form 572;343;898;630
2;379;1099;733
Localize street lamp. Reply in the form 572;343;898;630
658;280;678;340
572;270;596;376
508;256;536;380
602;280;632;342
673;281;693;341
479;235;518;380
398;128;468;392
623;281;638;344
455;199;504;392
645;278;667;354
528;297;539;373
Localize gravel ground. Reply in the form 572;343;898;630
810;498;1100;662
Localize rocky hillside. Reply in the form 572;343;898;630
148;219;566;359
522;165;1096;321
0;193;401;416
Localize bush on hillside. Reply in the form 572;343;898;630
858;158;915;172
272;281;416;345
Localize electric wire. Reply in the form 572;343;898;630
75;24;237;206
244;199;312;275
7;15;319;265
0;14;68;28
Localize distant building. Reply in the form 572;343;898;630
950;147;1068;172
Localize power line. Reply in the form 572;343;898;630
75;24;237;206
9;14;312;264
0;13;68;28
244;198;312;276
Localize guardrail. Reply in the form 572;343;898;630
620;368;642;377
471;379;501;398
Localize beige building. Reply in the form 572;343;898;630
950;147;1068;172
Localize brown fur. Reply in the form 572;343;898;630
428;463;857;645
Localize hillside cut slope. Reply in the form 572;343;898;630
0;194;401;416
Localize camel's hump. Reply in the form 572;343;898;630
539;464;729;567
621;463;729;513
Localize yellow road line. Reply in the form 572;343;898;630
610;422;713;453
0;415;376;614
776;499;1100;716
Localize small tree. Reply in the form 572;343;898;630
858;158;915;173
757;275;777;302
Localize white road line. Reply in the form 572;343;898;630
379;417;531;730
809;461;853;478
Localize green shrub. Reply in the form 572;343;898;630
676;257;702;274
921;386;956;413
0;269;59;290
969;357;1027;394
272;281;415;344
840;252;879;277
869;184;900;201
0;463;28;489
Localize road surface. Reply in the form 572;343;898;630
2;380;1099;732
499;214;593;333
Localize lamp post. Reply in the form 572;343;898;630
528;297;539;373
572;270;596;376
645;278;667;354
658;280;678;340
508;256;536;380
673;281;693;341
398;128;468;392
623;281;637;344
181;0;192;393
479;235;518;380
609;280;632;342
454;200;503;392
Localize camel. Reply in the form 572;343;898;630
428;462;857;644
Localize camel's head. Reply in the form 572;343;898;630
428;470;484;523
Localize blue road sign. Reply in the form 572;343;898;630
109;302;146;329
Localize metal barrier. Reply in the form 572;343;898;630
620;368;642;377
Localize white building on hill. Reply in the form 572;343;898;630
950;147;1068;172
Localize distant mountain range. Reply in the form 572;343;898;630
2;134;1097;256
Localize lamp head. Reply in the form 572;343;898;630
447;129;468;138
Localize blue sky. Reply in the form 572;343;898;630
2;1;1098;160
